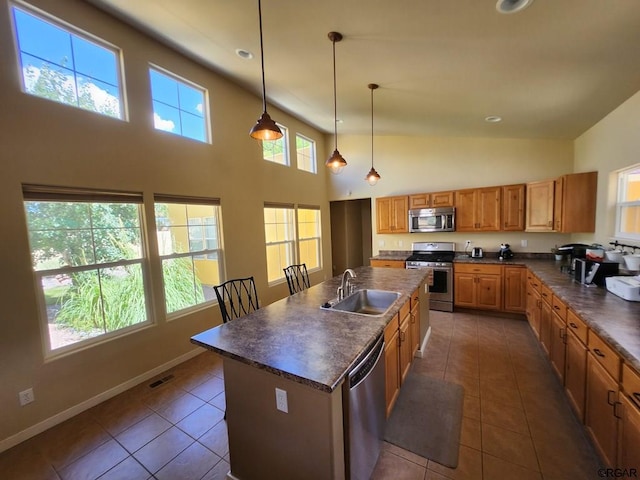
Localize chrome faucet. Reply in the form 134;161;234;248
337;268;357;300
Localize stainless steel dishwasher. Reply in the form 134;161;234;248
343;333;386;480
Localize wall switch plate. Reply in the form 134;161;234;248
379;240;385;247
275;388;288;413
521;239;528;247
19;388;34;406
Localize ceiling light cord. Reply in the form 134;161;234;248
325;32;347;174
258;0;267;113
366;83;381;185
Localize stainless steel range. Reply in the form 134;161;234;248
406;242;455;312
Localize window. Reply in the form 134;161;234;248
615;164;640;241
154;197;223;314
149;67;208;143
264;204;322;284
262;124;289;166
23;185;147;356
296;134;317;173
12;5;124;119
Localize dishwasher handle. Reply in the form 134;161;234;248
348;335;385;389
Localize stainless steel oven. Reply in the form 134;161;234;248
406;242;454;312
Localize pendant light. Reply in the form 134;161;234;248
326;31;347;175
249;0;282;141
365;83;381;186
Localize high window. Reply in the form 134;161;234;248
296;134;317;173
264;204;322;284
615;164;640;241
262;124;289;166
23;185;148;357
149;67;208;143
12;5;124;119
154;197;224;314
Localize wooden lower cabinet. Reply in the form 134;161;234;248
399;303;412;384
539;296;553;355
410;290;420;357
503;266;527;313
454;264;502;310
384;314;400;418
525;280;541;339
370;259;406;268
565;328;587;421
549;309;567;382
618;394;640;469
585;353;619;466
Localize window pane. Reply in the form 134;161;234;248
619;205;640;236
100;265;147;331
296;134;316;173
263;126;288;165
299;239;320;270
13;6;123;119
150;67;208;143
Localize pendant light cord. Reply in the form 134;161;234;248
332;38;338;151
370;86;374;168
258;0;267;113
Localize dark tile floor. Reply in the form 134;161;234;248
0;311;602;479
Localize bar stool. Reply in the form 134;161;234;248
213;276;259;323
283;264;310;295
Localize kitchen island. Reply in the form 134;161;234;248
191;266;430;480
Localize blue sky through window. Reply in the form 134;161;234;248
12;6;122;118
149;68;207;143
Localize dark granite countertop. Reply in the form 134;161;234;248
191;266;429;393
456;257;640;372
370;250;411;261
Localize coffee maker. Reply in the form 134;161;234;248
557;243;589;273
497;243;513;260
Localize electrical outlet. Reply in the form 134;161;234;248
19;388;34;406
275;388;288;413
521;239;528;247
465;240;472;248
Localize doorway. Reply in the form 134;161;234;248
329;198;372;276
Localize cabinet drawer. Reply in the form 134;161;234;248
588;331;621;382
384;313;399;344
551;295;567;320
527;272;541;292
566;310;588;345
370;259;406;268
399;299;411;322
455;263;502;275
411;289;419;306
622;363;640;409
541;284;553;304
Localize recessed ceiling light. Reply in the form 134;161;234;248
496;0;534;14
235;49;253;60
485;115;502;123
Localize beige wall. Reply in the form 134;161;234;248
326;135;576;255
574;90;640;246
0;0;331;447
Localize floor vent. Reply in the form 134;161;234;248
149;374;175;388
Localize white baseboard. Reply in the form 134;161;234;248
414;326;432;359
0;347;205;454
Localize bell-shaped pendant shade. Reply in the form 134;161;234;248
326;149;347;175
365;166;381;186
249;111;282;140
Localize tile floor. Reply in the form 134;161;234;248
0;311;602;479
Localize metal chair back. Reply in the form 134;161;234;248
283;264;311;295
213;276;259;323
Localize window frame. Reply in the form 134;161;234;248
11;2;126;120
614;164;640;242
22;185;150;360
295;133;317;174
262;124;290;166
154;195;225;318
149;64;211;144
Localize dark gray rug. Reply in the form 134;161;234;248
384;373;464;468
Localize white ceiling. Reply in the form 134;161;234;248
85;0;640;139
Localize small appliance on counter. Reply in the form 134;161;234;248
605;276;640;301
471;247;484;258
574;259;619;286
497;243;513;260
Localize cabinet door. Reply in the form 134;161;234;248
409;193;430;209
619;394;640;469
431;191;454;207
502;184;525;231
559;171;597;233
454;272;476;307
476;274;502;310
476;186;501;231
503;266;526;312
585;354;619;466
526;286;541;339
565;329;587;421
554;176;564;231
539;298;553;355
549;311;566;383
526;179;555;231
376;197;392;234
410;302;420;357
454;189;476;231
399;314;412;384
384;328;400;418
391;196;409;233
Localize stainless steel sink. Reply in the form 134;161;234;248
326;289;401;316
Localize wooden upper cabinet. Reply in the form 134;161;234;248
455;186;501;232
376;196;408;234
525;179;555;231
408;191;454;209
502;184;525;231
526;171;597;233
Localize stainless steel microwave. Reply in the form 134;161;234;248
409;207;455;233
